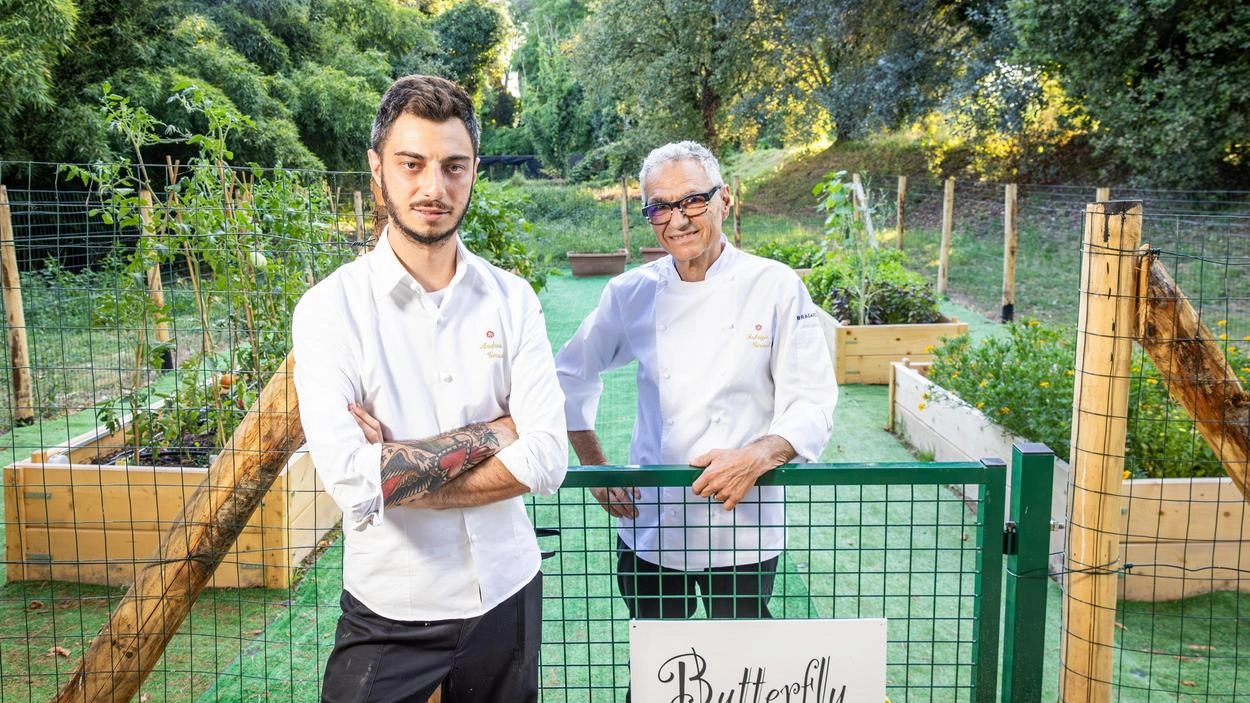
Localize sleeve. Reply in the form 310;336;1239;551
494;287;570;496
768;275;838;462
553;282;633;432
292;287;385;530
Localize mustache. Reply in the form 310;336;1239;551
408;199;452;211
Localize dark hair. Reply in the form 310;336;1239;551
371;75;480;156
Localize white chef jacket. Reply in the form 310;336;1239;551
292;229;568;621
555;241;837;570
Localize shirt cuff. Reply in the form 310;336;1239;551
769;415;830;463
343;443;385;530
495;442;534;490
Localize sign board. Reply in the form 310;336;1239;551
630;618;887;702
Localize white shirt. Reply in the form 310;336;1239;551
555;242;837;570
293;230;568;621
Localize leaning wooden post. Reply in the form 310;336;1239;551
896;175;907;250
937;177;955;295
1061;201;1141;703
619;175;631;257
54;353;306;703
1001;183;1019;322
139;190;174;370
0;186;34;425
1095;187;1111;203
1136;250;1250;500
733;175;742;249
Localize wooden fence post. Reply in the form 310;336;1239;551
733;175;742;249
369;180;388;253
140;190;174;370
937;177;955;295
1001;183;1018;322
0;186;34;425
896;175;907;250
1096;187;1111;202
353;190;366;243
1061;201;1141;703
619;176;631;256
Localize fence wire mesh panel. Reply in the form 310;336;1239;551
1062;203;1250;702
539;464;1008;703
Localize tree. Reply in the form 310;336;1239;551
1012;0;1250;185
431;0;514;96
0;0;78;124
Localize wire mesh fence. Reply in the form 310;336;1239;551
1;158;1249;702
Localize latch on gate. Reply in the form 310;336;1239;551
1002;521;1019;555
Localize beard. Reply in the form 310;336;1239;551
379;174;472;247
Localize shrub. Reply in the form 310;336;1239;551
752;240;824;269
928;320;1250;479
461;178;550;293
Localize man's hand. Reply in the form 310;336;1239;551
568;429;640;519
690;435;797;511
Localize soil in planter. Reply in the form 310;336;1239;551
98;431;218;467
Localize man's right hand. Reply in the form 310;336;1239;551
590;486;641;519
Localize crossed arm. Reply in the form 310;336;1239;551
353;405;529;509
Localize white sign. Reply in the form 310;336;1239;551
630;618;887;703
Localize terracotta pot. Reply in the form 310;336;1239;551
640;247;668;263
567;250;627;277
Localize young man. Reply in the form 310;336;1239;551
293;74;567;703
555;141;837;622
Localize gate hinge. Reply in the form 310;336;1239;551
1003;521;1018;555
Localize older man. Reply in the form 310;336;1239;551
294;74;567;702
555;141;838;622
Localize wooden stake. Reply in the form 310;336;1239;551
1001;183;1018;322
1061;201;1141;703
139;190;174;370
369;179;387;252
896;175;907;250
353;190;366;243
619;176;631;256
851;173;864;223
1095;187;1111;202
54;354;306;703
937;177;955;295
733;175;742;249
1136;251;1250;501
0;186;34;425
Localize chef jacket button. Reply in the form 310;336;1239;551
727;322;735;330
441;372;453;383
659;323;668;332
662;371;671;380
712;416;722;424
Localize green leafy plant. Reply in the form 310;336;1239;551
752;239;824;269
462;178;550;293
69;82;344;462
804;170;941;325
928;320;1250;479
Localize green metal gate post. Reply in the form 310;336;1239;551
1002;442;1056;702
973;457;1007;703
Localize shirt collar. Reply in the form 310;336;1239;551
368;227;477;300
661;235;738;282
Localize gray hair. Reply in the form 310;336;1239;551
638;141;723;201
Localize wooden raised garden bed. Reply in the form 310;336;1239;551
833;316;967;384
4;417;338;589
889;359;1250;601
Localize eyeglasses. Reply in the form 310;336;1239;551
641;185;723;225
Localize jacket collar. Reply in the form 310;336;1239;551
368;226;478;300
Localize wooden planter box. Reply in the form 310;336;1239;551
4;419;339;589
833;316;967;384
889;360;1250;601
640;246;667;263
567;250;627;277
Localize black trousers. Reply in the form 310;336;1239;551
321;573;542;703
615;538;778;619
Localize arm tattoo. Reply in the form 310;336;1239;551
380;422;502;507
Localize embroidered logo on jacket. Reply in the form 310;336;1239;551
481;329;503;359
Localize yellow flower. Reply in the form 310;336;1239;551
924;345;935;353
1219;333;1228;340
979;379;989;388
1000;407;1011;414
1146;378;1158;385
976;401;985;409
1028;319;1040;326
1123;470;1132;480
1243;336;1250;342
918;402;927;411
922;391;931;400
1217;319;1227;326
1241;367;1250;373
1039;380;1050;388
952;371;960;378
1066;369;1074;376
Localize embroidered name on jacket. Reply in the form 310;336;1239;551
747;322;771;349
